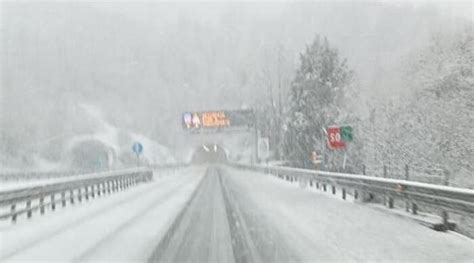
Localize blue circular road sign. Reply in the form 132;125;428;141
132;142;143;155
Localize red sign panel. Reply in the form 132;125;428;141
327;127;346;149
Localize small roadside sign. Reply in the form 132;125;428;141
132;142;143;166
132;142;143;155
327;125;353;150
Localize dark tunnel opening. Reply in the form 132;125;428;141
191;144;227;164
69;140;111;172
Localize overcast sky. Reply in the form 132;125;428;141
1;1;472;148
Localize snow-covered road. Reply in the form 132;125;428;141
220;166;474;262
0;166;206;262
1;165;473;262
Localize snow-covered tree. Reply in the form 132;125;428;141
283;35;354;168
399;27;473;186
360;27;473;187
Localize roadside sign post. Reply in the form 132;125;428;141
310;151;322;170
326;125;353;171
132;142;143;166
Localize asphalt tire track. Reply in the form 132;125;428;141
219;167;300;262
148;166;284;263
147;167;209;262
218;170;262;263
73;172;204;262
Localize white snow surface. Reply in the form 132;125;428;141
0;166;206;262
222;166;474;262
0;167;151;191
1;165;473;262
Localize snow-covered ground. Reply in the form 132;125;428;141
221;166;474;262
1;165;472;262
0;166;206;262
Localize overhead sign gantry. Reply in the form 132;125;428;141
182;110;254;131
181;109;260;163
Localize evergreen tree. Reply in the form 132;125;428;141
283;35;353;168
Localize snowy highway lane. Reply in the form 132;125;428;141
149;166;474;262
1;165;473;262
0;166;206;262
218;167;474;262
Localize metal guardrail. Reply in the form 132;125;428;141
0;168;153;222
0;163;189;182
229;163;474;231
361;163;448;185
0;170;84;182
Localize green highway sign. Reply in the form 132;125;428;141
341;126;353;142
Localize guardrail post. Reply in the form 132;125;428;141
40;196;45;214
97;184;101;196
85;186;89;201
332;186;336;195
380;164;388;205
309;180;313;187
405;164;410;211
441;211;449;230
323;184;327;192
78;188;82;202
354;190;358;200
26;200;32;218
316;182;319;189
61;192;66;207
362;164;366;175
342;188;346;200
388;197;394;209
91;185;95;198
411;203;418;215
70;189;75;204
51;194;56;211
11;204;17;223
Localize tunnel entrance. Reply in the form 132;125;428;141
69;140;112;172
191;144;227;164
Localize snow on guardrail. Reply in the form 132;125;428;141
0;168;154;223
